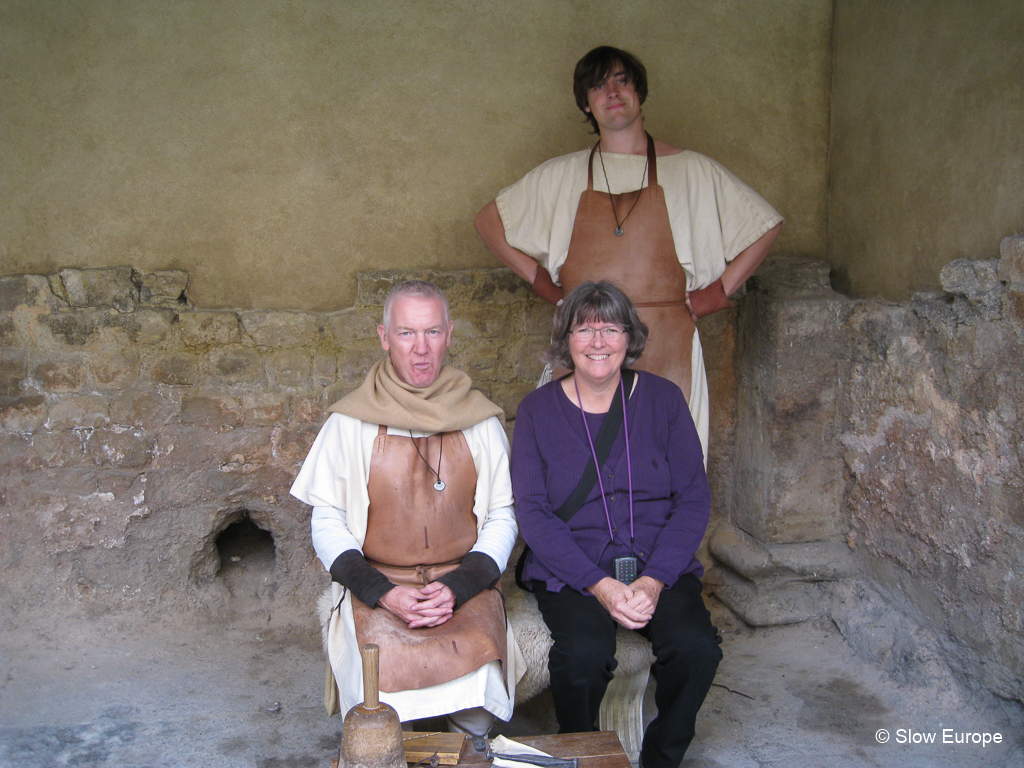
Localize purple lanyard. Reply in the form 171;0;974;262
573;374;634;544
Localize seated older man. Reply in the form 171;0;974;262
290;280;520;737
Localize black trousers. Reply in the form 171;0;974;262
533;574;722;768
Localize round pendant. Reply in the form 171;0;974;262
614;227;624;236
433;480;446;491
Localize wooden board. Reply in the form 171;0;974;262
402;731;468;765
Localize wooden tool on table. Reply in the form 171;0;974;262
340;644;406;768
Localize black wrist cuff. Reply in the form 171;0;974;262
437;552;501;607
329;550;395;608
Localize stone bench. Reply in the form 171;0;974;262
319;584;654;763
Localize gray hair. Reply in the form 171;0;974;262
543;281;648;370
381;280;451;330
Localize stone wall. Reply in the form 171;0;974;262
711;238;1024;705
0;267;552;623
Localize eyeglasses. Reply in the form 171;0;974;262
570;326;626;341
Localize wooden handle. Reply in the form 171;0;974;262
360;643;380;709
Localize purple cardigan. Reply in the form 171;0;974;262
511;370;711;594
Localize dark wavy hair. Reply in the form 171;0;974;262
544;281;648;370
572;46;649;135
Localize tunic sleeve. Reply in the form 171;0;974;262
663;152;784;291
494;151;589;281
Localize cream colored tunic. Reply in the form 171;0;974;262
496;148;783;456
290;413;521;722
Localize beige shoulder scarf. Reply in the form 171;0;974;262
328;357;503;433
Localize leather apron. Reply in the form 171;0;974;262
558;133;696;402
352;426;507;693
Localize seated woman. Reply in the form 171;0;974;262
511;281;722;768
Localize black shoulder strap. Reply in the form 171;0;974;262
515;369;637;591
553;368;636;523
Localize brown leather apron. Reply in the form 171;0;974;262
352;426;507;693
558;133;696;402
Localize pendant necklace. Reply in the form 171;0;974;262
598;143;648;236
410;431;445;491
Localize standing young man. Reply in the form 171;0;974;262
475;46;783;457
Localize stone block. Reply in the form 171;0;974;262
239;310;322;347
709;524;774;579
272;424;320;466
54;267;138;313
137;270;189;307
267;349;311;388
335;343;384;386
0;314;13;347
325;308;379;344
997;235;1024;286
85;427;153;468
180;392;242;430
109;390;179;428
0;395;47;432
46;395;109;430
523;298;556;337
0;274;56;311
152;355;199;386
290;395;325;424
487;382;535;421
109;309;175;346
0;356;27;397
242;392;289;425
90;352;140;388
36;309;105;347
733;271;850;543
178;310;240;347
32;431;87;467
448;338;501;380
711;569;828;626
313;353;337;385
745;254;834;298
34;359;87;392
205;348;263;384
506;336;550;382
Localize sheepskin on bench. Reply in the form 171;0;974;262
317;584;654;762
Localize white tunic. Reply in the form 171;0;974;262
496;148;783;456
290;413;519;722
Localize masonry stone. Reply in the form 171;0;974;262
152;355;200;386
85;427;153;468
997;234;1024;286
90;352;141;388
178;310;241;347
206;348;263;384
267;349;312;388
239;310;322;347
0;356;27;397
55;266;139;313
179;392;243;430
137;270;190;307
34;359;88;392
0;395;47;432
46;395;109;430
242;392;289;426
325;308;380;343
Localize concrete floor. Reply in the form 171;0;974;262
1;600;1021;768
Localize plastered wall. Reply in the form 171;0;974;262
1;0;829;310
830;0;1024;301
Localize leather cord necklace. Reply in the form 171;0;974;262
597;143;648;236
410;431;445;491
